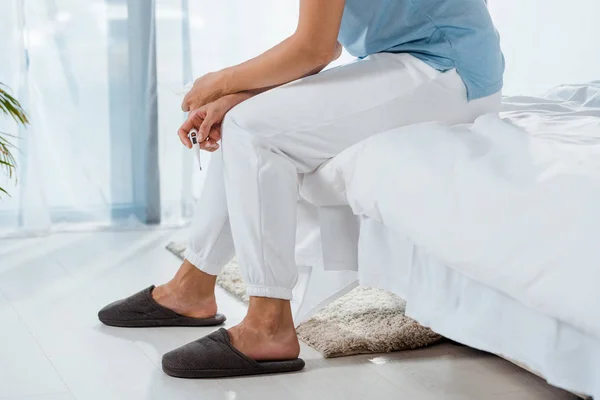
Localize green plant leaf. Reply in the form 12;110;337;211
0;135;17;148
0;82;27;198
0;131;18;138
0;84;29;125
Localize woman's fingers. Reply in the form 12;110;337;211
177;103;222;150
199;126;221;152
181;93;190;112
208;124;222;143
200;140;219;152
182;73;223;111
178;108;205;148
198;109;219;142
178;129;192;148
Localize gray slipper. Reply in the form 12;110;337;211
162;328;305;378
98;286;226;328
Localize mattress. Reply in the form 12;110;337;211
300;81;600;336
358;218;600;398
293;82;600;398
292;211;599;397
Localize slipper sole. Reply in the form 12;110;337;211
162;358;306;378
99;313;226;328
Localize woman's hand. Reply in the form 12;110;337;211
181;72;228;112
178;92;253;152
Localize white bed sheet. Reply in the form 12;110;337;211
300;82;600;340
293;82;600;398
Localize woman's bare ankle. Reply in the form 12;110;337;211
228;297;300;360
244;297;294;331
172;260;217;294
152;260;218;318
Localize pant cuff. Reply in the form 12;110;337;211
246;285;293;300
184;248;228;276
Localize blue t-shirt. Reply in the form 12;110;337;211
338;0;504;100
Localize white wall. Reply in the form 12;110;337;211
489;0;600;96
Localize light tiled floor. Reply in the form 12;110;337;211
0;229;578;400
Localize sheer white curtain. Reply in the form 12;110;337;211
0;0;300;237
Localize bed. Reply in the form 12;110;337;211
293;82;600;398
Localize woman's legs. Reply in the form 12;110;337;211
219;53;494;301
151;147;300;359
158;53;501;360
216;53;500;359
152;151;233;318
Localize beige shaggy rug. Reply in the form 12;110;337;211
167;242;443;358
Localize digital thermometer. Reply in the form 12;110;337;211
188;128;202;171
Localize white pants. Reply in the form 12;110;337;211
184;53;501;300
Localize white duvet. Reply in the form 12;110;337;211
302;82;600;339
